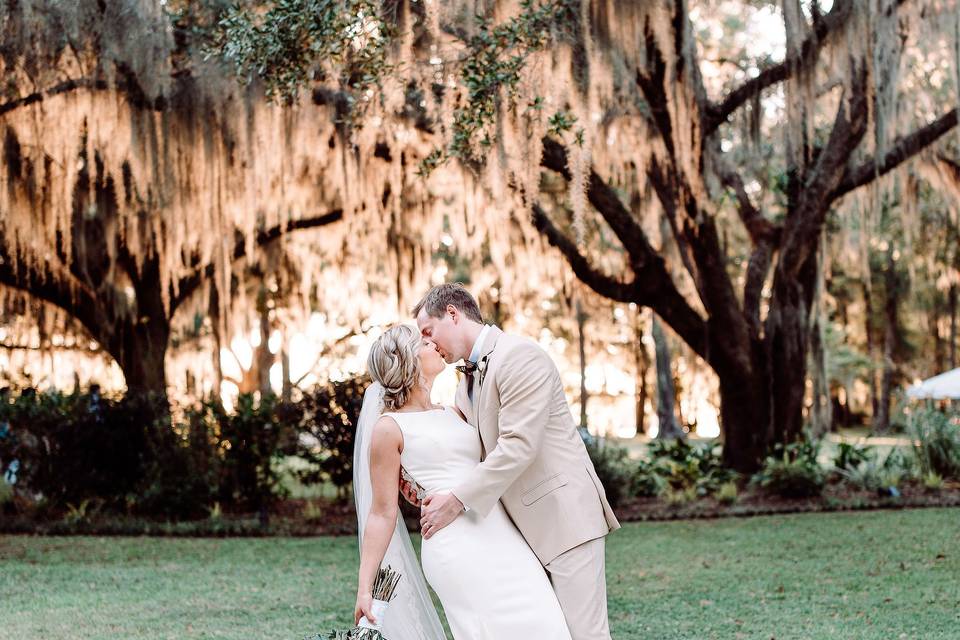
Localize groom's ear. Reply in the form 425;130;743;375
446;304;459;323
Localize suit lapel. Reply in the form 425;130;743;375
474;326;503;450
455;375;477;427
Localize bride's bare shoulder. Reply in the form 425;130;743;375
446;405;467;421
372;415;403;447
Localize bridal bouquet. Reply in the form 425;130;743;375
304;566;402;640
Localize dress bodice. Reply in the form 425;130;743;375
382;410;572;640
382;407;481;495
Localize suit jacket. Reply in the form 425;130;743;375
452;326;620;565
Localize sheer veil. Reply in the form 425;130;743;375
353;381;447;639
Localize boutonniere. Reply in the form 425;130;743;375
476;355;490;387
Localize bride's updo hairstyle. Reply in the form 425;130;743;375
367;325;423;412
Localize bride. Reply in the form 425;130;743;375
353;324;572;639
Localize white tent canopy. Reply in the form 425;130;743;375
906;368;960;400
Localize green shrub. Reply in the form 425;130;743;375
838;454;905;495
63;498;102;525
210;393;300;514
752;440;825;498
0;481;13;507
647;438;737;497
922;471;944;493
623;438;739;501
0;386;317;520
716;480;738;505
909;406;960;480
664;486;697;506
631;458;668;497
662;458;700;491
302;499;325;523
0;389;169;511
585;440;633;508
833;442;873;471
137;403;220;519
293;376;368;498
837;449;913;496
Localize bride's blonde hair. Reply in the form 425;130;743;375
367;325;423;412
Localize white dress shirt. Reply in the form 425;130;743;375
468;324;492;365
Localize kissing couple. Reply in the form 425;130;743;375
353;283;620;639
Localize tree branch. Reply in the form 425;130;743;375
635;16;678;158
702;0;855;135
0;247;104;344
0;60;175;118
830;108;959;202
779;64;870;279
704;143;781;338
292;329;357;388
646;157;705;297
541;137;656;272
0;78;109;117
537;141;710;360
0;341;102;354
713;157;780;245
936;153;960;182
743;242;774;338
531;204;637;304
172;209;345;310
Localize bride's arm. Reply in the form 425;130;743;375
355;416;403;625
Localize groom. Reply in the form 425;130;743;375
409;283;620;640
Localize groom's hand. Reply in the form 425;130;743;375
420;492;464;539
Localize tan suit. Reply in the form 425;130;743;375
452;327;619;640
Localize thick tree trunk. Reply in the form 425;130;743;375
862;281;880;419
765;283;811;446
931;302;945;374
808;315;832;438
256;286;274;397
633;308;650;437
873;250;898;433
652;316;683;439
106;259;171;395
209;284;224;402
281;343;292;403
831;387;850;430
807;248;832;438
718;366;769;472
950;283;958;370
576;299;588;429
113;328;169;395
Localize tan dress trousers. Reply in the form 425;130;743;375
544;536;611;640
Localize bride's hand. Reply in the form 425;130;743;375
399;476;423;507
354;590;376;626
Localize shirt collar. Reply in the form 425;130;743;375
467;324;492;365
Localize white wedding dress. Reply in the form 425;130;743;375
383;406;572;640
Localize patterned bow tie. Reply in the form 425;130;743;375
456;361;478;375
457;361;479;402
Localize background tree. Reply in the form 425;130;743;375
0;2;416;396
652;316;684;440
153;1;960;468
3;1;959;476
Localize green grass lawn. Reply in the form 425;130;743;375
1;508;958;639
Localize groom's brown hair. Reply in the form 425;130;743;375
412;283;483;323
